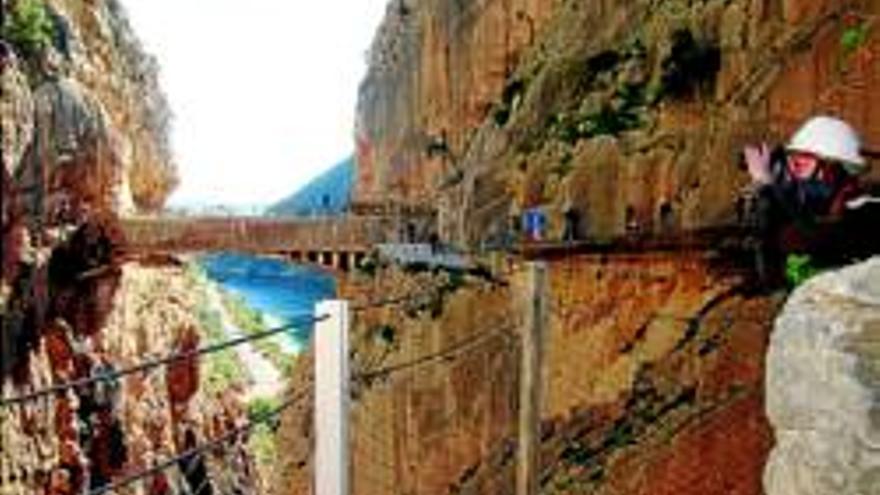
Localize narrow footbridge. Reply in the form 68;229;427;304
121;216;393;270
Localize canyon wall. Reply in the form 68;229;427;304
1;262;257;495
275;1;880;492
2;0;177;215
355;0;880;245
275;252;782;494
1;2;250;494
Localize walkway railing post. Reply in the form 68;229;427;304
517;262;547;495
315;300;350;495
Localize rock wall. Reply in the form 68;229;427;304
2;0;177;214
356;0;880;245
0;2;251;493
2;0;178;400
275;253;782;494
533;253;780;495
2;0;178;380
764;257;880;495
276;266;518;495
48;0;177;212
355;0;554;208
0;259;258;495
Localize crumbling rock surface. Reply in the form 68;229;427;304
764;257;880;495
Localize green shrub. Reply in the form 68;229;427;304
356;255;378;277
223;293;266;334
841;23;870;55
248;396;281;422
785;253;820;288
249;423;277;468
550;103;642;144
2;0;54;56
203;350;242;393
247;397;282;468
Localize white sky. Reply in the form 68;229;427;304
122;0;388;208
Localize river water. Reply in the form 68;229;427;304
197;252;336;353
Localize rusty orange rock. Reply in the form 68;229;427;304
54;396;78;445
165;325;200;406
44;321;75;380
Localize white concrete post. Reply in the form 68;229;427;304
315;300;350;495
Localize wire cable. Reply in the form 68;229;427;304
87;386;311;495
355;320;516;382
0;314;326;407
1;285;449;407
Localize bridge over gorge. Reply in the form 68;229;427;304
120;216;396;271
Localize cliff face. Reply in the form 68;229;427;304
0;2;252;493
355;0;555;208
51;0;177;212
2;0;177;214
272;3;880;493
2;0;178;390
1;262;257;495
275;254;781;495
355;0;879;245
277;265;519;495
533;254;780;494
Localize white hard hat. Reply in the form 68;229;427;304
787;116;867;174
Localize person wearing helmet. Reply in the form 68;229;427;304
744;115;873;281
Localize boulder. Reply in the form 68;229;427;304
764;257;880;495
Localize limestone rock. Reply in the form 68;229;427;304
43;0;176;212
0;51;34;176
355;0;880;246
18;75;123;223
764;257;880;495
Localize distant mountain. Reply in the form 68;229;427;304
266;156;355;217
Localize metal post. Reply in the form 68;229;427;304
315;300;350;495
517;262;547;495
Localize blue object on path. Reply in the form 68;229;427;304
523;208;546;241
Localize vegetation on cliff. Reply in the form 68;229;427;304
2;0;179;213
1;0;54;56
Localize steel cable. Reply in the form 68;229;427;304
1;314;324;407
87;386;311;495
354;320;517;383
